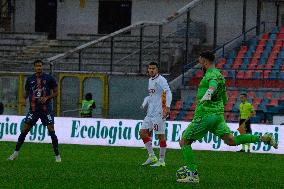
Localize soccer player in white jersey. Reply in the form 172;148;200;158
139;61;172;167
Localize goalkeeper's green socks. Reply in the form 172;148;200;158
235;134;260;145
182;145;197;171
241;144;250;151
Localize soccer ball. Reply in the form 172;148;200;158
176;166;190;179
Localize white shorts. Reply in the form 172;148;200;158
141;116;166;134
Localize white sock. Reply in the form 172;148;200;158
159;147;166;161
145;141;155;156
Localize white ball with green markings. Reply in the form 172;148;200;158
176;166;190;179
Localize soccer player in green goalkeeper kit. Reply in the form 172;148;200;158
177;51;278;184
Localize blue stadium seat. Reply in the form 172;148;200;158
265;40;274;47
279;72;284;80
253;71;261;79
248;38;258;46
259;58;266;65
228;70;235;78
228;51;237;59
271;26;279;34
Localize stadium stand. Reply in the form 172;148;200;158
0;32;185;73
170;26;284;124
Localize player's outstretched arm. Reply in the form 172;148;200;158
200;79;217;102
141;96;150;109
200;87;215;102
158;77;172;118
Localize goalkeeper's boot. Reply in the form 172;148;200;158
177;170;199;183
55;155;62;163
150;159;165;167
7;151;19;161
142;155;158;166
261;133;278;149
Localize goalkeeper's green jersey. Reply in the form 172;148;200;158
194;67;228;119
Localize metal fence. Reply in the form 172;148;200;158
46;0;206;75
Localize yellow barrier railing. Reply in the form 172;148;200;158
57;72;109;117
0;72;109;117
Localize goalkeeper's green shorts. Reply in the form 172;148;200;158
182;114;231;141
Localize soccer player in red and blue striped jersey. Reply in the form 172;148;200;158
8;59;61;162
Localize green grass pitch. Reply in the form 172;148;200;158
0;142;283;189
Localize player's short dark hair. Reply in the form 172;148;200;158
200;51;215;62
240;93;247;97
85;93;93;100
33;59;44;65
148;61;159;69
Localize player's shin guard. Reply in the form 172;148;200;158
182;145;197;171
159;140;167;161
15;132;28;151
142;136;154;156
49;131;59;156
234;134;260;145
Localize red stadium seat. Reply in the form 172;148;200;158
244;70;253;79
236;71;245;79
278;33;284;39
264;70;271;79
239;46;248;52
255;46;264;52
266;58;275;64
225;102;234;111
196;70;203;78
267;99;278;106
261;33;269;40
250;58;258;64
222;70;229;78
275;40;282;47
258;40;267;46
248;91;257;98
264;92;273;99
248;64;257;69
280;93;284;100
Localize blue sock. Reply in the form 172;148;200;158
49;131;59;156
15;132;28;151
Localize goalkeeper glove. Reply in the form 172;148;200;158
200;88;214;102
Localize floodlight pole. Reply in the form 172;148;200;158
139;27;144;74
213;0;218;49
158;25;163;68
276;2;280;27
110;36;114;74
256;0;262;36
242;0;247;42
78;50;82;71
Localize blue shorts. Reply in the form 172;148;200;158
24;111;54;126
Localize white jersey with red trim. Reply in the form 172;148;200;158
145;74;172;117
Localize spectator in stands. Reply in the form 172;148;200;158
0;102;4;115
80;93;96;118
238;93;256;153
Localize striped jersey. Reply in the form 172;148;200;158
25;73;57;112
